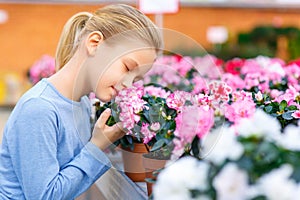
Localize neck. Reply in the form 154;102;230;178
48;55;91;102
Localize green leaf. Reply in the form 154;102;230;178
279;100;288;112
151;140;165;152
287;105;298;111
264;105;273;113
252;196;267;200
191;137;200;158
125;135;133;144
282;111;294;120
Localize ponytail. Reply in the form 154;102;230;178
55;12;92;71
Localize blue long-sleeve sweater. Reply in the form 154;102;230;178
0;78;111;200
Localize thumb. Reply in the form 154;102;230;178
97;108;111;129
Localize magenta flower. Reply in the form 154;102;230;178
224;58;245;75
292;110;300;119
29;55;55;84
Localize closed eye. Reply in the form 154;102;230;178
124;64;130;71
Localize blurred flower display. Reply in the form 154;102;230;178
27;55;55;85
154;110;300;200
93;54;300;198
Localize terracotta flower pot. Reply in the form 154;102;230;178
121;143;149;182
142;153;168;196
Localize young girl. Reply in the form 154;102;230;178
0;4;162;199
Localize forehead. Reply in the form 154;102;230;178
123;48;156;65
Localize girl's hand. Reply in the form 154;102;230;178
90;108;125;150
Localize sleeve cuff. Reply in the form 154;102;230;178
84;142;112;167
74;142;112;181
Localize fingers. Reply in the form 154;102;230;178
114;122;127;133
97;108;111;129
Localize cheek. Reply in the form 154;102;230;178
94;83;111;102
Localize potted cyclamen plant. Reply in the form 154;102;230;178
94;84;178;183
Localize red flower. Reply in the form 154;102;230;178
224;58;245;75
288;59;300;67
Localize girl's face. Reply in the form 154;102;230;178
94;48;156;102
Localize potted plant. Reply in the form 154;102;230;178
94;84;178;182
142;145;171;196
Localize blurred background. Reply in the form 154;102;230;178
2;0;300;140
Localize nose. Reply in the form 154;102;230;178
121;75;134;88
114;75;134;91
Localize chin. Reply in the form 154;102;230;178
99;97;112;103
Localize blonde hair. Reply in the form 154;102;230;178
55;4;163;70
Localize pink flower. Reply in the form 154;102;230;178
292;110;300;119
225;99;256;125
172;138;185;159
141;123;156;144
194;54;223;79
144;85;171;98
270;89;284;99
255;91;263;101
162;70;182;86
192;76;209;94
231;90;253;102
244;72;270;93
240;59;262;75
150;122;160;132
166;90;192;111
274;86;299;106
173;56;194;77
221;73;245;91
209;81;232;103
118;104;136;133
174;105;214;143
284;64;300;91
192;93;212;107
115;86;147;133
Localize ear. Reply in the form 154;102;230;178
86;31;104;56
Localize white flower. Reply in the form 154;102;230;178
153;156;209;200
236;109;281;139
202;126;244;165
256;164;298;200
276;124;300;151
255;56;285;76
255;91;263;101
213;163;249;200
